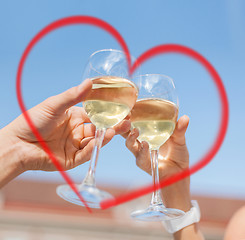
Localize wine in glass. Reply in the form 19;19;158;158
57;49;138;208
130;74;185;221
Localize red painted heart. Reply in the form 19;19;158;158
16;16;229;211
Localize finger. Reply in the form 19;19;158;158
43;79;92;115
113;119;131;135
74;139;95;166
64;108;91;138
135;141;151;174
120;114;132;138
102;128;115;147
121;130;131;139
63;115;94;149
125;112;131;120
79;128;115;150
83;123;96;138
80;136;94;149
125;128;141;157
76;128;116;168
80;107;91;123
67;106;91;124
171;115;190;146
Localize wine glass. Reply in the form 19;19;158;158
130;74;185;221
57;49;138;208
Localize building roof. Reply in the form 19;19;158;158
0;180;244;240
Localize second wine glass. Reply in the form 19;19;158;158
130;74;185;221
57;49;138;208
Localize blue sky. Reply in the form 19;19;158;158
0;0;245;200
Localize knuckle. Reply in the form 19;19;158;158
125;139;130;148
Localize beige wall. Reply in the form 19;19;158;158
1;179;243;240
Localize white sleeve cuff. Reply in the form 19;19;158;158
162;200;201;234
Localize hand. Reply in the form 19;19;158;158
0;79;130;187
125;115;191;211
126;115;205;239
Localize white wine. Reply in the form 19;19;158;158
84;100;130;129
132;120;175;150
84;76;138;129
131;98;178;150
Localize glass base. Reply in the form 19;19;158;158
131;204;185;221
56;184;114;209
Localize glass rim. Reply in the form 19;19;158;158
89;48;128;58
86;48;136;80
135;73;178;107
134;73;176;89
88;48;136;64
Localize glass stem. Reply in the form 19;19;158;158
82;128;106;188
150;149;164;206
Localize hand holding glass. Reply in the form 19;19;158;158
130;74;185;221
57;49;138;208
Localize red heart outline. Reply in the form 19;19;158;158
16;16;229;212
102;45;229;209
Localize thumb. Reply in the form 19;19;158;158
43;79;92;114
171;115;189;145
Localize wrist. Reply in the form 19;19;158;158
161;177;191;212
173;222;204;240
0;127;25;188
